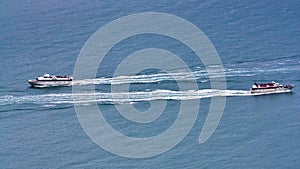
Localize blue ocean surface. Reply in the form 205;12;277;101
1;0;300;168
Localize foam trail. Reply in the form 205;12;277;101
71;71;198;86
70;66;291;86
0;89;291;106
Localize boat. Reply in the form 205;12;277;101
28;74;73;87
250;81;295;94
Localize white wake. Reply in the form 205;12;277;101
0;89;291;106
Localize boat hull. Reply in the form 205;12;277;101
250;85;294;94
28;80;72;87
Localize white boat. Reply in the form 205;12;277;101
250;81;295;94
28;74;73;87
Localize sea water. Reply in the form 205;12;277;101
1;0;300;168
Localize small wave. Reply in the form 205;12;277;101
233;54;300;64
